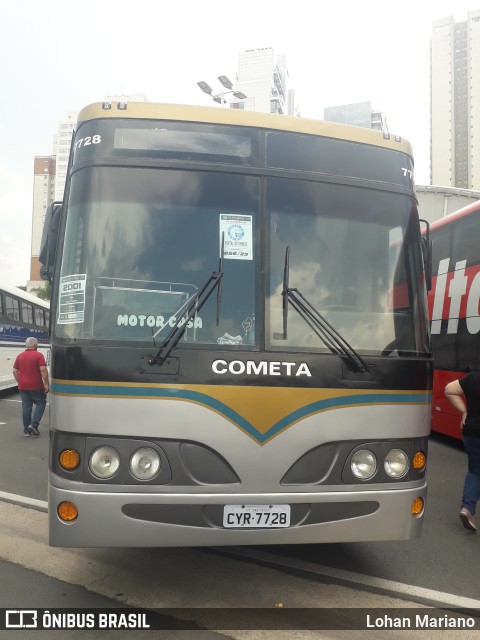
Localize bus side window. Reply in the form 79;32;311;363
431;227;450;277
453;216;480;268
35;308;45;327
5;296;20;322
22;302;33;326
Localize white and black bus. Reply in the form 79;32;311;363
0;283;49;391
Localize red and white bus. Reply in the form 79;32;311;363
429;200;480;438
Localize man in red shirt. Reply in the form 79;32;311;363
13;337;50;437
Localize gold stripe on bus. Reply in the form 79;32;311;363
51;379;429;436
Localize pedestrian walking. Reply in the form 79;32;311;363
445;373;480;533
12;337;50;437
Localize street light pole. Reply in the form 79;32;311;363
197;75;247;108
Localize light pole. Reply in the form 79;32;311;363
197;75;247;107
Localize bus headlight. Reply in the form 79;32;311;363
384;449;409;478
130;447;161;480
351;450;377;480
89;446;120;479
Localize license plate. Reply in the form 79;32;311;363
223;504;291;528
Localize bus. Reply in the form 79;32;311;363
428;200;480;439
40;101;431;547
0;283;50;391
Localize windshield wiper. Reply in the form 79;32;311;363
149;234;225;366
280;246;369;373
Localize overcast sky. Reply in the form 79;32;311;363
1;0;478;286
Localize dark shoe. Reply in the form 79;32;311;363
24;430;32;438
30;426;40;436
460;508;477;532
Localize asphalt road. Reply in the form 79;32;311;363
256;431;478;602
0;388;49;501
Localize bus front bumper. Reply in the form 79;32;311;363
48;481;427;547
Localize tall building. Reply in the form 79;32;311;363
323;101;388;132
28;95;148;292
232;48;295;115
28;112;77;291
52;111;77;202
431;10;480;189
29;156;56;286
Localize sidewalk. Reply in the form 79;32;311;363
0;501;478;639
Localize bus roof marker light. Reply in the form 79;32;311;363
117;102;128;110
102;102;112;110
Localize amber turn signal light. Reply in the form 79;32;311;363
57;501;78;522
411;497;424;516
412;451;426;471
59;449;80;470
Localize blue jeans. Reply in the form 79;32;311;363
19;389;47;433
462;435;480;515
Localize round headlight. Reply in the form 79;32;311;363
89;446;120;479
351;449;377;480
384;449;409;478
130;447;161;480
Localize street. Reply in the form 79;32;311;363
1;388;479;639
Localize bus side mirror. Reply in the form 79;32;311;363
39;202;62;282
419;218;432;291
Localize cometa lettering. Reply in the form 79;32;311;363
212;360;312;377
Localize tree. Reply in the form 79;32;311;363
31;282;51;301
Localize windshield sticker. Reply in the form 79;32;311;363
220;214;253;260
117;313;203;331
58;274;86;324
242;315;254;335
217;332;243;345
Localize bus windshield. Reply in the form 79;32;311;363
55;166;428;357
56;167;259;347
268;179;429;356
